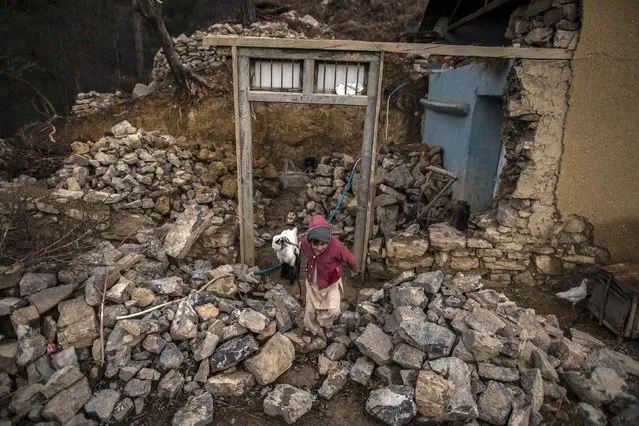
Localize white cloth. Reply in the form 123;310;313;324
304;277;342;335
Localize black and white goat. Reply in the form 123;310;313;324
272;227;301;292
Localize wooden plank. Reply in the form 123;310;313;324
236;53;255;266
361;52;385;277
204;36;573;60
352;54;381;274
448;0;514;31
302;59;314;95
239;47;379;62
247;91;369;106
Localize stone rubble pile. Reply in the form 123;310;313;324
292;144;449;244
47;120;256;221
70;91;131;118
506;0;580;49
2;238;638;425
152;14;330;81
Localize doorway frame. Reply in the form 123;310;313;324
232;46;384;274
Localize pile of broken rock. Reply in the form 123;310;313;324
297;143;450;244
2;237;638;425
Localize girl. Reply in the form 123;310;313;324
300;215;356;341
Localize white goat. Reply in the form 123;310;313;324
272;228;301;291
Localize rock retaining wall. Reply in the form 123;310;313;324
506;0;581;49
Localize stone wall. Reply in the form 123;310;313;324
152;18;325;81
70;91;130;117
505;0;581;49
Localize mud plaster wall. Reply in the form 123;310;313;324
557;0;639;263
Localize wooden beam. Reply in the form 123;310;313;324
448;0;514;31
235;52;255;266
352;55;381;274
247;91;368;106
238;47;379;62
204;36;573;60
361;52;385;277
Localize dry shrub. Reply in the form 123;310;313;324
3;121;70;181
0;189;108;271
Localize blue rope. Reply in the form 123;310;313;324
252;159;360;276
327;160;359;223
252;262;283;276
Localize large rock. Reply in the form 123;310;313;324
170;300;198;341
461;330;503;361
392;343;427;370
385;306;427;334
147;276;184;296
399;319;456;359
415;370;455;417
428;222;466;251
244;332;294;385
16;333;47;367
19;272;57;296
157;369;185;399
193;331;220;362
0;297;24;316
318;365;349;400
205;371;255;396
157;343;184;371
41;365;84;399
57;297;98;348
477;381;513;425
238;308;270;333
355;324;394;365
210;334;259;372
350;356;376;385
263;384;313;425
123;378;152;398
413;270;444;294
365;385;417;426
477;362;519;382
562;367;626;407
386;233;429;259
41;377;91;424
520;368;544;411
427;357;478;422
577;402;607;426
390;284;427;308
27;284;74;314
84;389;121;422
163;204;214;259
9;383;44;415
464;308;506;336
172;392;215;426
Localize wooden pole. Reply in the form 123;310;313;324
234;49;255;266
353;57;381;273
361;52;385;277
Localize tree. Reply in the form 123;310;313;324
241;0;256;26
132;0;146;82
133;0;188;90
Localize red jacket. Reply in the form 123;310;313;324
301;215;356;290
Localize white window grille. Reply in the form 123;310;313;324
250;59;302;91
315;62;367;95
